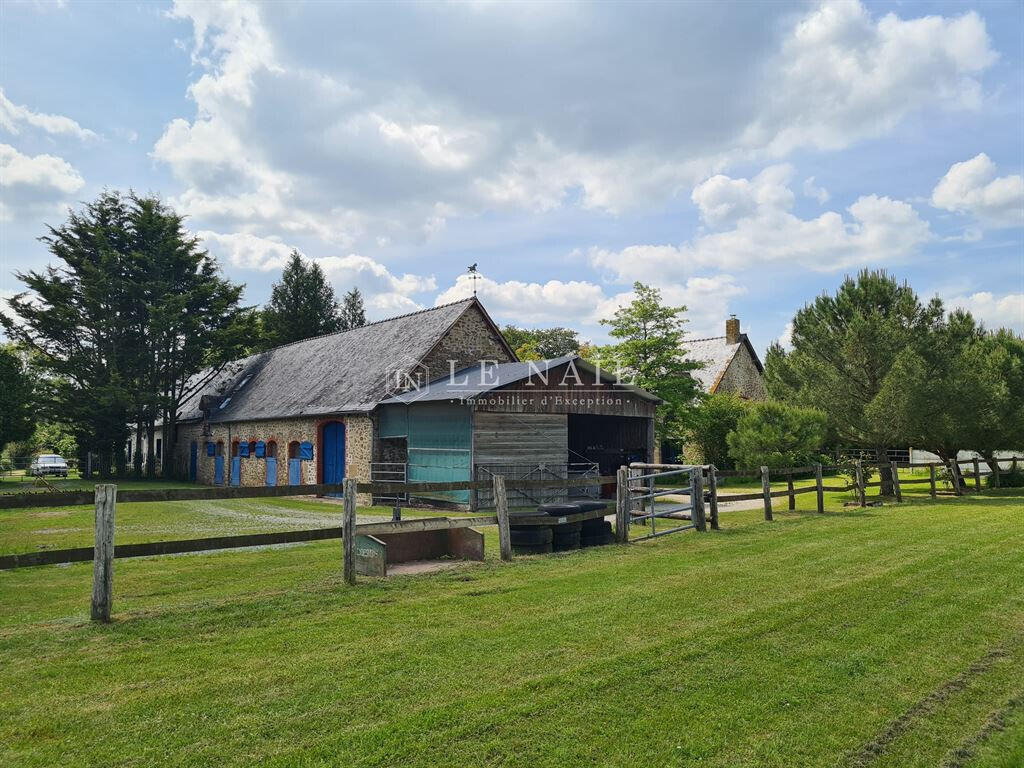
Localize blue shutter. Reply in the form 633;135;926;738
206;442;216;457
299;441;314;460
239;442;250;457
255;441;266;458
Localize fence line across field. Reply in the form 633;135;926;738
3;455;1020;623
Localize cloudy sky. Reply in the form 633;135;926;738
2;0;1022;353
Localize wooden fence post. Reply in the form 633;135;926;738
855;460;866;507
615;466;629;543
707;466;720;530
929;463;937;499
815;463;824;513
973;457;982;491
949;460;963;496
342;478;357;585
760;466;773;521
91;484;116;622
890;461;902;502
787;471;795;511
691;468;706;532
494;475;512;561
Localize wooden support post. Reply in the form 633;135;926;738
760;466;773;521
973;457;982;491
494;475;512;561
949;460;963;496
929;463;937;499
890;461;902;502
707;466;720;530
342;478;357;585
855;460;866;507
691;468;706;532
991;457;1001;489
787;471;795;511
91;484;116;623
392;501;401;521
815;463;824;513
615;466;629;543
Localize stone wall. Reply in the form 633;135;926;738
169;414;374;504
417;304;515;384
716;346;766;400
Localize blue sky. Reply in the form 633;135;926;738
2;0;1021;355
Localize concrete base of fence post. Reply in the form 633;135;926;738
760;466;773;521
91;484;116;622
494;475;512;561
815;464;824;513
343;479;357;586
707;466;719;530
615;466;629;543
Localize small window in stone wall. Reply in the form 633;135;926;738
267;441;278;458
248;440;257;456
231;440;241;457
288;441;300;459
216;441;224;456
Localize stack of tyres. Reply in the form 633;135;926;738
551;521;582;551
510;526;552;555
581;517;614;547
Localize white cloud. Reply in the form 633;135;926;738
946;291;1024;332
198;230;294;271
777;321;795;351
150;0;996;254
0;144;84;222
0;89;97;141
315;253;436;315
590;165;931;281
745;2;997;156
802;176;829;204
434;271;744;337
931;153;1024;228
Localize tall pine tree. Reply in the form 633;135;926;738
262;251;343;346
339;287;367;331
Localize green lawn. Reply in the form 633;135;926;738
1;490;1022;767
0;473;196;494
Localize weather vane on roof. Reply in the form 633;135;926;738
467;263;479;297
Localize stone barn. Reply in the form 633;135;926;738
156;298;658;507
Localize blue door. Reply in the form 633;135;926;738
189;441;198;482
230;457;241;486
266;457;277;486
214;455;225;485
288;458;301;485
323;422;346;496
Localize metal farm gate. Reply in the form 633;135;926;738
625;464;715;541
475;462;600;509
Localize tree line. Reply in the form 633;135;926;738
1;192;368;477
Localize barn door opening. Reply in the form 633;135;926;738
288;441;301;485
230;441;241;486
214;441;225;485
321;421;346;497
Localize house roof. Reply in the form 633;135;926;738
179;298;511;423
684;334;764;394
381;355;662;405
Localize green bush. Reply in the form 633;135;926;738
988;468;1024;488
686;393;749;469
727;401;828;470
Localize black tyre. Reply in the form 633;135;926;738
552;531;581;551
513;541;553;556
551;521;582;534
510;527;553;546
573;500;609;513
581;532;615;548
581;518;612;536
538;502;581;516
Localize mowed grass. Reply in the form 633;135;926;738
1;491;1022;767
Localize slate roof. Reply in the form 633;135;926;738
178;298;500;423
381;355;661;404
684;334;764;394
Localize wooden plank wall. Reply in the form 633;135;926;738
472;411;568;465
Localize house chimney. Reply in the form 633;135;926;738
726;315;740;345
